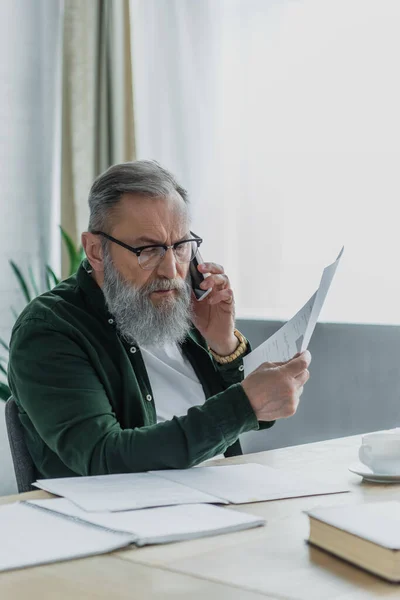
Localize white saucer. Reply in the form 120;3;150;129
349;463;400;483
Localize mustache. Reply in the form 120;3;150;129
143;278;190;295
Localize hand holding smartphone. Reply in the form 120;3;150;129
189;244;212;301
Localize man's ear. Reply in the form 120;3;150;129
81;232;104;273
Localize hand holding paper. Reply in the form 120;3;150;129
243;247;343;376
242;350;311;421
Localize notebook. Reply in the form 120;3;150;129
307;501;400;582
0;498;265;573
34;463;349;512
26;498;265;546
0;502;134;573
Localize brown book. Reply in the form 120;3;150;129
307;501;400;582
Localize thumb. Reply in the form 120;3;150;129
259;361;281;370
283;350;311;377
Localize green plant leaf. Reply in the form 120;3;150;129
0;337;9;352
46;265;60;288
72;246;86;276
10;260;31;304
72;246;85;274
10;306;19;320
45;269;52;291
60;226;81;275
0;381;10;401
28;265;40;297
0;362;7;377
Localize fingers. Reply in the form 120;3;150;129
262;360;288;368
197;266;233;306
198;262;224;275
207;289;233;305
200;272;229;291
295;369;310;386
260;351;311;372
284;350;312;376
259;359;294;370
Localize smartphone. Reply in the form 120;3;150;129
190;249;213;301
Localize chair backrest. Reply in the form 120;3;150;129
5;396;35;493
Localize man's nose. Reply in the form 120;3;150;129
155;248;178;279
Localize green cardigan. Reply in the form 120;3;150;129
8;261;273;479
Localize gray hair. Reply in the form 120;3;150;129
88;160;188;232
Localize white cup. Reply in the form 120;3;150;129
359;429;400;475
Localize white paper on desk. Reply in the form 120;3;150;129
243;247;344;376
34;471;226;512
0;503;134;572
27;498;265;546
151;463;350;505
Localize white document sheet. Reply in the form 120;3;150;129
0;503;133;572
34;471;225;512
27;498;265;546
152;463;350;504
243;247;344;376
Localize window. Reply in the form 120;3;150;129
131;0;400;324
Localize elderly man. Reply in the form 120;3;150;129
9;161;310;479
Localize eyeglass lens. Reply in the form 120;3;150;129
138;240;197;269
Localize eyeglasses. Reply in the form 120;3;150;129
91;230;203;270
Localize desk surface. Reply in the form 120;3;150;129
2;433;400;600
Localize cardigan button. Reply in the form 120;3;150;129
146;394;152;402
238;365;244;372
130;346;137;354
108;318;114;324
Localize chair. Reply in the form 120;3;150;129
5;396;35;493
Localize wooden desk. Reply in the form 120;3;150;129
2;434;400;599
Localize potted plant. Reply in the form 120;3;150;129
0;227;85;400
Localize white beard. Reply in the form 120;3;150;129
101;250;193;346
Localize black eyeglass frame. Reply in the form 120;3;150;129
91;230;203;266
